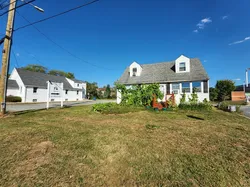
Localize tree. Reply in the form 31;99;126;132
48;70;75;79
87;82;98;99
67;72;75;79
104;84;111;99
215;80;235;101
209;87;218;101
22;64;47;73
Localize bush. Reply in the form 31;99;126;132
6;95;22;102
92;102;144;114
218;101;242;113
178;103;212;111
115;83;163;106
218;101;230;111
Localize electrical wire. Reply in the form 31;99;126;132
0;0;35;16
16;11;118;71
14;0;99;31
14;42;45;65
0;0;18;10
11;46;20;67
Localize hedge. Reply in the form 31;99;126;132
6;95;22;102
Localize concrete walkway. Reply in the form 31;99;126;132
6;100;115;112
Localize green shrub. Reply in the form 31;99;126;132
115;83;163;106
180;92;186;104
6;95;22;102
218;101;242;113
92;102;144;114
218;101;230;111
178;103;212;111
189;92;198;103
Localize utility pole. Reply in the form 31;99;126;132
0;0;17;115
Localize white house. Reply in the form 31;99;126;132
7;68;87;102
117;55;210;104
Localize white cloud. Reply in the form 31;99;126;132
222;15;228;20
229;36;250;45
196;17;212;30
16;53;20;57
193;29;198;33
234;78;241;81
201;18;212;23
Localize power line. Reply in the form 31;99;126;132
14;0;99;31
0;0;18;10
0;0;35;16
14;42;45;65
16;11;117;71
11;46;20;67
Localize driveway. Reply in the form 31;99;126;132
6;100;116;112
240;105;250;118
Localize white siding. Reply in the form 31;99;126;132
129;62;142;77
64;90;82;101
8;68;26;102
6;89;19;96
175;55;191;73
25;87;47;102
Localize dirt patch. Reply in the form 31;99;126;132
13;141;54;179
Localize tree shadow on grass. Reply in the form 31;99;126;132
187;115;204;120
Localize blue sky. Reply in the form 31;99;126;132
0;0;250;87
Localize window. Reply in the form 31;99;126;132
182;82;190;93
65;90;68;95
203;81;208;93
77;91;79;95
32;99;37;102
192;82;201;92
51;99;55;102
172;83;180;94
77;84;79;87
33;87;38;93
132;68;137;76
65;99;68;101
179;62;186;72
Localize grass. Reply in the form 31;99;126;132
0;106;250;186
211;100;247;106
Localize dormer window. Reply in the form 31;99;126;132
179;62;186;72
132;68;137;76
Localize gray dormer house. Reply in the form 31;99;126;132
117;55;210;104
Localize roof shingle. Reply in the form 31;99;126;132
7;79;19;89
117;58;209;84
16;68;82;91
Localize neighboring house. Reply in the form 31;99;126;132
117;55;210;104
6;68;87;102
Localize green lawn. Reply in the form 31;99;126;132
0;106;250;186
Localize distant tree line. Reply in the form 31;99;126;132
86;82;116;99
21;64;75;79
